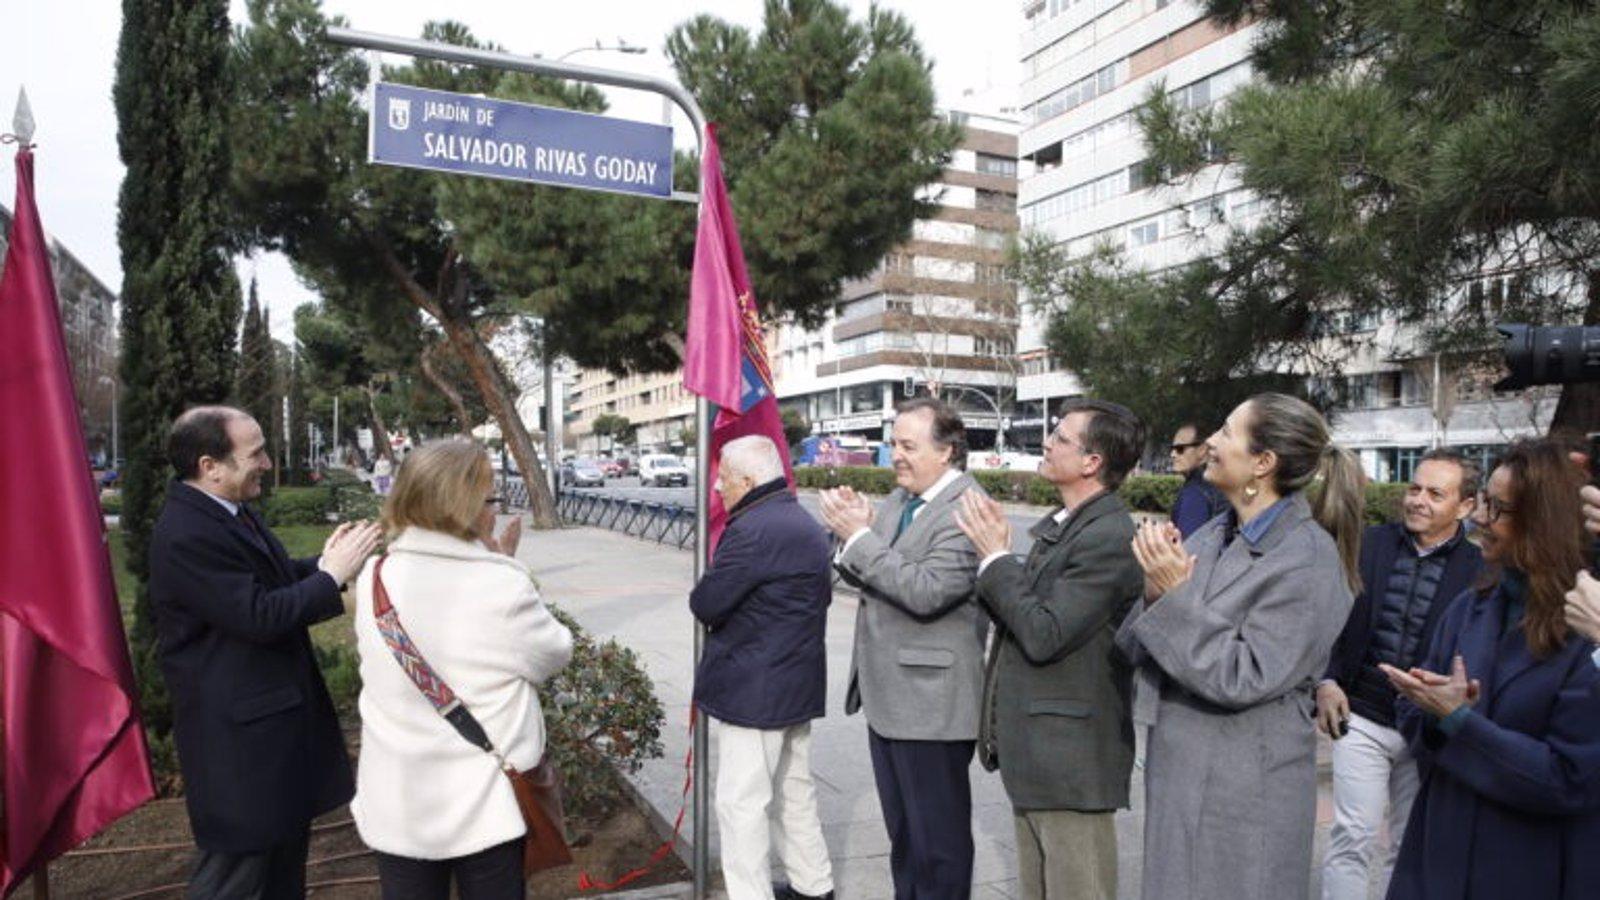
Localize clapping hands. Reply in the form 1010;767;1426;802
818;486;874;540
955;491;1012;558
319;520;384;586
482;517;524;558
1132;519;1195;603
1380;655;1481;720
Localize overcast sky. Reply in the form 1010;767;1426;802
1;1;1021;344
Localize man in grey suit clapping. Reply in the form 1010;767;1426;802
818;397;987;900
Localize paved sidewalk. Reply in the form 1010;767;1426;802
517;522;1361;900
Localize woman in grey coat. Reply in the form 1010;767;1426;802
1117;393;1364;900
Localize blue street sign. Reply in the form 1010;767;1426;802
368;81;674;199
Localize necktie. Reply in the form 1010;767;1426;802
237;508;270;552
893;496;925;543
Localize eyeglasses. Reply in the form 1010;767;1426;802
1045;430;1095;455
1170;440;1204;454
1480;494;1514;524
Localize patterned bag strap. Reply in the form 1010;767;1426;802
372;555;501;759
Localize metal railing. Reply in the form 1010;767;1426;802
553;489;695;549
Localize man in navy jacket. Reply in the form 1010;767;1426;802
1315;449;1483;899
691;435;833;900
149;407;381;897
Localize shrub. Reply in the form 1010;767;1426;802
262;486;333;525
1119;475;1183;514
1364;481;1408;525
542;605;666;819
792;465;897;494
100;490;123;516
314;642;362;714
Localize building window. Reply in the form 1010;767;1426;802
1129;219;1160;247
885;253;914;275
975;189;1012;212
975;153;1018;177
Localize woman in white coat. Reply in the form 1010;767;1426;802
352;438;573;898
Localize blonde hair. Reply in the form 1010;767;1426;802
382;438;492;542
1245;393;1365;594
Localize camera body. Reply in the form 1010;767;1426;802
1493;324;1600;392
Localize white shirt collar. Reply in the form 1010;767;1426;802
188;482;239;517
914;468;963;505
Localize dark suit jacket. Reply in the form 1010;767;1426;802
1323;523;1483;688
1389;584;1600;900
975;491;1142;811
148;481;353;852
691;480;830;729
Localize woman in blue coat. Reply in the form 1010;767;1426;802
1383;439;1600;900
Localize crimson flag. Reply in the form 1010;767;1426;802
0;146;155;895
682;125;794;550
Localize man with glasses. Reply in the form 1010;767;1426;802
1167;421;1228;539
1316;448;1483;900
955;400;1145;900
149;406;382;896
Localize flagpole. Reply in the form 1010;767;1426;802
6;84;52;900
692;396;710;900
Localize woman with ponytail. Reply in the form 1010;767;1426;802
1116;393;1360;900
1382;439;1600;900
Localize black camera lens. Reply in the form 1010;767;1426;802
1493;324;1600;391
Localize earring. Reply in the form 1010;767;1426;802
1243;478;1260;501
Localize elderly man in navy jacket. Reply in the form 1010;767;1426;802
691;435;834;900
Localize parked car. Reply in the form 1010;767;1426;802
560;460;606;489
638;454;690;488
599;458;625;478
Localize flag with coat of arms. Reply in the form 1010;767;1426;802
682;124;794;550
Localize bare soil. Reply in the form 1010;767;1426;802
42;755;688;898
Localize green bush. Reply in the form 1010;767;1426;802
262;486;334;525
100;490;123;516
314;642;362;713
792;465;897;494
331;483;382;522
542;605;666;818
1363;481;1408;525
1119;475;1184;514
794;465;1408;523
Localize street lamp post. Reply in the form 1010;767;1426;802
96;374;118;464
539;40;644;499
941;383;1008;453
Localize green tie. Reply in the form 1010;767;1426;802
894;496;925;543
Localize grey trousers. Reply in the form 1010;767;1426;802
1012;809;1116;900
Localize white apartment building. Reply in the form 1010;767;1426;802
1014;0;1548;481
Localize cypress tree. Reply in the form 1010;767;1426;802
115;0;242;740
236;278;278;479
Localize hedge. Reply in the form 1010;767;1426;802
262;486;335;526
795;465;1408;524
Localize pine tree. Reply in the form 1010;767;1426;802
115;0;243;740
1016;1;1600;436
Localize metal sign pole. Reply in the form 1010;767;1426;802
322;27;714;899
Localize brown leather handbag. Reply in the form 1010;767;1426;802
372;556;573;874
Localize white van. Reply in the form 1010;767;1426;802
639;454;690;488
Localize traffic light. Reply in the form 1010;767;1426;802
903;375;915;397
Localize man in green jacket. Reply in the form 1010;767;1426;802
955;399;1145;900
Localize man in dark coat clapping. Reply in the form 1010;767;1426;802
691;435;834;900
